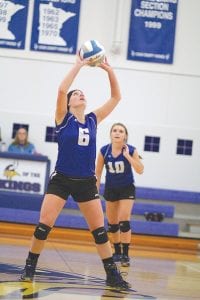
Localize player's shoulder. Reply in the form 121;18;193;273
100;144;110;154
87;112;97;121
55;112;74;130
127;144;136;153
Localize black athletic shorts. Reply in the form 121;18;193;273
46;171;99;203
103;184;135;202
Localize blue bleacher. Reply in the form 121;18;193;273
99;184;200;204
0;192;175;218
0;186;180;237
0;207;179;237
65;196;175;218
136;187;200;204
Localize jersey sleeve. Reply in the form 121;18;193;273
87;112;97;128
100;144;110;158
100;145;106;156
128;144;136;156
55;112;72;133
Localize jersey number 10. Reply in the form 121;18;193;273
107;161;124;173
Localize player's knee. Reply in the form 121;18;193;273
108;223;120;233
92;226;108;244
34;222;52;240
119;221;131;232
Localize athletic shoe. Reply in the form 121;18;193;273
20;259;36;282
112;253;122;263
121;255;130;267
105;263;131;290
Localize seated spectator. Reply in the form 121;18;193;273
8;127;36;154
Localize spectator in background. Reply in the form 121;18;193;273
8;127;36;154
96;123;144;267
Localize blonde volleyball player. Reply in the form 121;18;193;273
96;123;144;266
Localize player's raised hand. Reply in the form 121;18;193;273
75;52;90;67
98;56;112;71
122;144;130;158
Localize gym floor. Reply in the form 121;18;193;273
0;224;200;300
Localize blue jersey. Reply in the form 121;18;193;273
55;112;97;177
100;143;135;188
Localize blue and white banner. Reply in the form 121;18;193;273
127;0;178;64
0;156;48;194
0;0;29;49
30;0;81;54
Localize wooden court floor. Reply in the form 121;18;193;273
0;223;200;300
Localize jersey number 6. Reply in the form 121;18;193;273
78;128;90;146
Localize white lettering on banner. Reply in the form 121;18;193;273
134;0;175;22
33;43;73;52
147;0;177;3
131;50;170;60
141;1;169;10
38;2;75;46
0;40;21;47
144;21;162;29
134;8;173;20
0;0;24;40
61;0;76;3
42;0;76;3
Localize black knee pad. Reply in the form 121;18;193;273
92;226;109;244
108;223;120;233
119;221;130;232
34;223;52;240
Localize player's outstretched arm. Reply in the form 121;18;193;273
55;55;88;125
94;58;121;124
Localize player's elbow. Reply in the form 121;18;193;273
112;94;121;104
116;91;121;102
137;165;144;175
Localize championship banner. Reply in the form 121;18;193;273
127;0;178;64
30;0;81;54
0;0;29;49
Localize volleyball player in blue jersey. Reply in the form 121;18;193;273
20;56;130;290
96;123;144;267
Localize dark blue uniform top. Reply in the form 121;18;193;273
55;112;97;177
100;143;135;188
